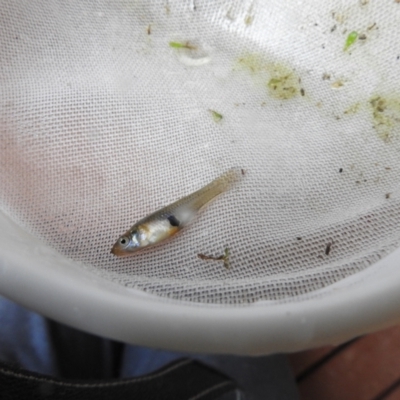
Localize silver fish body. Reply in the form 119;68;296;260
111;168;240;256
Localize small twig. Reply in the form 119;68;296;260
197;253;224;261
197;247;231;269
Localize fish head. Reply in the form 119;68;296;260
111;231;140;256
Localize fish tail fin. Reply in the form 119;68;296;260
210;167;242;192
190;167;242;211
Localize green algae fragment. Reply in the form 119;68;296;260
169;41;197;50
169;41;185;48
344;103;360;115
369;95;400;142
267;73;298;99
344;31;358;51
210;109;223;122
237;54;300;100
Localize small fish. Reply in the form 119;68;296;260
111;169;240;256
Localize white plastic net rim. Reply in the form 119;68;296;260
1;210;400;355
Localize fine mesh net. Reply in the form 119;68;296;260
1;0;400;305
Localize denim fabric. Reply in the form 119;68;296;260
0;296;299;400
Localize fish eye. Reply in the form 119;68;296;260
119;237;129;246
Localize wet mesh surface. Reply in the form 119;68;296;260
1;1;400;304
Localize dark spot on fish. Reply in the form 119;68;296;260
300;88;305;96
296;237;302;240
385;193;391;199
325;242;332;255
167;215;180;227
241;169;246;175
339;168;343;173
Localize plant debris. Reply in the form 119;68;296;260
209;109;223;122
237;54;300;100
267;75;298;99
325;242;332;256
369;95;400;142
331;80;344;89
344;31;358;51
344;103;360;115
169;41;197;50
198;248;230;269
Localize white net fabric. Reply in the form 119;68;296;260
1;0;400;305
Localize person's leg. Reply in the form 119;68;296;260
0;295;299;399
120;345;300;400
0;295;122;379
46;320;124;379
196;353;299;400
